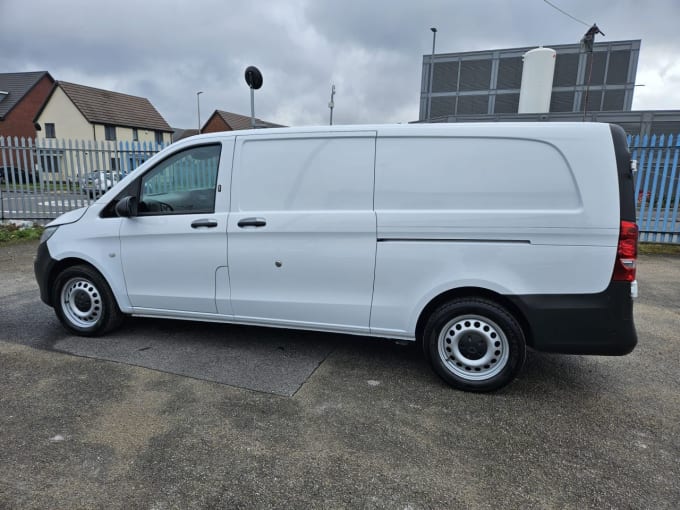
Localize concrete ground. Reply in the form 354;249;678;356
0;241;678;509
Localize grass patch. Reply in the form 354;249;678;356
639;243;680;256
0;223;44;244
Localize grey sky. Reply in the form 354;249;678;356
2;0;678;128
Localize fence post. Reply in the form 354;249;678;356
0;136;4;221
667;135;680;244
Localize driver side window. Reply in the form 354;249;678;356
139;144;221;215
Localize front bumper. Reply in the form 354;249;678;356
34;241;57;307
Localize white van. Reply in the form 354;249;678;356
35;123;638;391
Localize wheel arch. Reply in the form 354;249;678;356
415;287;533;348
47;257;127;312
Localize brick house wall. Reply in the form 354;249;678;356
0;75;54;140
201;114;231;134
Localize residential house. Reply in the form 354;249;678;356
35;81;172;144
33;81;173;181
201;110;284;133
0;71;55;140
172;128;199;142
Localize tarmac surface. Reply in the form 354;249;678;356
0;240;678;509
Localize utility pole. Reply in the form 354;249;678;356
427;27;437;122
328;84;336;125
581;23;604;121
196;91;203;133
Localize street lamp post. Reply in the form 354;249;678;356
196;91;203;133
328;84;336;125
427;27;437;122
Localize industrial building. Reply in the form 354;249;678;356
419;39;680;136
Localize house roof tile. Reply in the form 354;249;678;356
58;81;172;132
215;110;285;130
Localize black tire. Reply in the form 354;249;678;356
52;265;123;336
422;298;526;392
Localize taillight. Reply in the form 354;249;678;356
612;221;638;282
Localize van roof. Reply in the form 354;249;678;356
182;122;612;143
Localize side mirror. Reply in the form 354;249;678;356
115;196;138;217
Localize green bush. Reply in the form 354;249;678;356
0;223;44;244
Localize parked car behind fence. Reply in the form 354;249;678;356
79;171;120;197
1;166;38;185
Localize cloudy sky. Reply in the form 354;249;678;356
2;0;678;128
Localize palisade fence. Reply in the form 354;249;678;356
0;136;166;221
629;134;680;243
1;134;680;244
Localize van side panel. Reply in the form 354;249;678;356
375;137;581;212
370;242;616;338
371;123;620;339
227;132;377;332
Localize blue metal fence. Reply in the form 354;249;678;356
628;134;680;244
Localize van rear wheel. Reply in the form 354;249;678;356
52;265;123;336
423;298;526;392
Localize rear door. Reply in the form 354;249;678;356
227;131;377;333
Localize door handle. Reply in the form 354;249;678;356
237;217;267;228
191;219;218;228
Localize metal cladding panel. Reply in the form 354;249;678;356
607;50;632;85
552;53;579;87
432;62;459;93
603;90;626;111
459;59;492;91
612;122;642;135
650;121;680;135
497;57;523;90
581;90;602;112
549;91;575;112
494;93;520;114
457;95;489;115
586;52;607;86
431;96;457;118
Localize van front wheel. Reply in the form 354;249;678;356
423;298;526;392
52;265;123;336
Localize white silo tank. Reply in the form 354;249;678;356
518;47;556;114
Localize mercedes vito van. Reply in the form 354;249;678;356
35;123;638;391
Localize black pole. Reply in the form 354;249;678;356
580;23;604;122
583;52;594;121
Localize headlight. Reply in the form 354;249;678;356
40;226;59;244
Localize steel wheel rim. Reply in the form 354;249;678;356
437;314;510;381
60;277;103;328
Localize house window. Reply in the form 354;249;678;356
45;123;56;138
132;128;139;141
39;150;62;173
155;131;164;144
105;124;117;141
